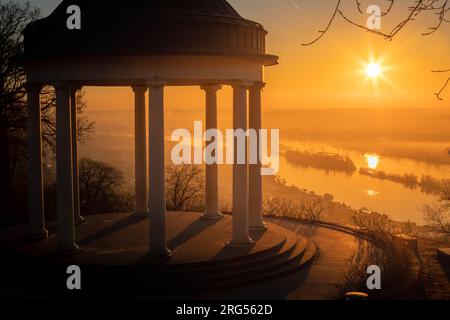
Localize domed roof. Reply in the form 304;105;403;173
24;0;278;65
49;0;242;18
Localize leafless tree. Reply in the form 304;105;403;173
79;158;126;214
353;210;395;240
264;196;327;221
423;184;450;239
303;0;450;100
166;164;205;212
263;197;304;218
40;88;94;154
300;198;328;221
1;2;40;221
0;2;94;224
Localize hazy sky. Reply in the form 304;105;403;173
16;0;450;110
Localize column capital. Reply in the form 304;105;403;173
251;81;266;90
230;80;254;89
70;85;83;93
53;82;72;90
53;81;82;91
200;84;222;93
146;80;167;89
132;86;148;94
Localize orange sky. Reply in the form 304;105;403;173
86;0;449;111
29;0;450;110
237;0;450;109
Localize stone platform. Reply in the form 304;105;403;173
17;212;289;265
0;212;315;298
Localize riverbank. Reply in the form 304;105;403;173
263;174;449;242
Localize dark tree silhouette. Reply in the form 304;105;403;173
0;2;93;225
423;185;450;239
79;158;132;215
166;164;205;212
303;0;450;99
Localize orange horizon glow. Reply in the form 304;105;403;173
74;1;449;111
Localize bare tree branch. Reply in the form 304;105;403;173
302;0;343;46
302;0;450;99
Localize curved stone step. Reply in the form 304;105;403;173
0;215;317;298
146;240;318;296
110;240;313;294
117;238;307;285
74;237;300;292
204;241;317;295
110;237;302;279
0;232;294;291
71;237;312;296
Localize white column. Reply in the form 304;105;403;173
201;85;223;220
55;85;78;253
26;83;48;240
132;86;149;217
147;82;170;258
249;82;267;231
70;87;86;224
228;82;253;247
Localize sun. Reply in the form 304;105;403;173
366;63;381;78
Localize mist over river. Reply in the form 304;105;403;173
79;108;450;225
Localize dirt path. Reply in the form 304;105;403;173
268;218;360;300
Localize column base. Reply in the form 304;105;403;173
226;237;255;248
147;248;172;262
27;229;49;241
200;212;224;221
132;210;149;218
75;215;87;225
250;222;268;231
55;243;80;256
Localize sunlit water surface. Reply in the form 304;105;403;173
81;110;450;225
279;141;449;225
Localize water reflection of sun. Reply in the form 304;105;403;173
363;189;380;197
364;153;380;170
